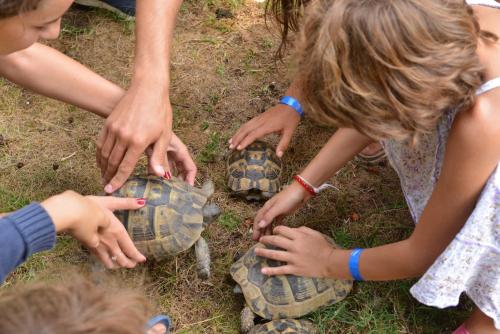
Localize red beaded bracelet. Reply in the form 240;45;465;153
292;175;317;196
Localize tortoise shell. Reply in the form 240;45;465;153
230;240;353;319
249;319;317;334
226;141;282;199
113;176;209;260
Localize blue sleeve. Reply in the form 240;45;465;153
0;203;56;282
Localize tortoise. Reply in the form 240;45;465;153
249;319;317;334
227;141;282;201
113;176;220;279
230;240;353;333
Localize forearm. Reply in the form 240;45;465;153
0;43;124;117
133;0;183;89
300;128;373;186
328;239;427;281
284;76;303;101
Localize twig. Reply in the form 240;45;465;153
171;102;191;109
61;151;77;161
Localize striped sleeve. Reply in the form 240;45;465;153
0;203;55;282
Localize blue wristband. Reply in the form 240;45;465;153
348;248;364;281
279;96;304;118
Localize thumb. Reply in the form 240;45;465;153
89;196;146;212
149;133;169;178
276;128;293;158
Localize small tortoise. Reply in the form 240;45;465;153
113;176;220;279
227;141;282;201
249;319;317;334
231;240;353;333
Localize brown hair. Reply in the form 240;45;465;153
0;0;40;19
265;0;310;57
0;275;152;334
298;0;497;142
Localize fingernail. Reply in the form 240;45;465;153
140;254;146;262
237;145;242;150
229;144;235;149
258;220;266;227
136;198;146;205
228;138;232;144
164;171;172;180
261;268;268;275
104;184;113;193
277;151;283;158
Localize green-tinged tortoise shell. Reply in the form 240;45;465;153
230;240;353;319
113;176;208;260
249;319;317;334
227;141;282;195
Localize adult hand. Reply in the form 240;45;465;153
97;82;172;193
146;133;197;186
42;191;147;269
229;103;300;157
255;226;335;278
253;181;312;241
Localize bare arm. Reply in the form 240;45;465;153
97;0;185;192
0;43;123;117
253;127;373;239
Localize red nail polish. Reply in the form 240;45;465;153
136;198;146;205
164;171;172;180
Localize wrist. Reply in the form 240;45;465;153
279;96;304;118
41;191;80;233
290;180;314;202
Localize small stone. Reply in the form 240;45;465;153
350;212;360;222
16;162;24;169
68;116;74;124
52;163;59;170
215;8;234;19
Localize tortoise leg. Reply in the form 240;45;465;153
261;191;274;199
194;237;211;279
240;306;255;334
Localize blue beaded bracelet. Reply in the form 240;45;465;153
279;96;304;118
348;248;364;281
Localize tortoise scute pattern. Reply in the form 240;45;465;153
227;141;282;196
114;177;208;260
230;242;353;319
249;319;317;334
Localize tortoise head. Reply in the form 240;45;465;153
202;203;221;226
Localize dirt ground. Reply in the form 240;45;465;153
0;1;471;333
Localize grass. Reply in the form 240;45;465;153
0;2;470;333
217;211;242;231
199;132;222;164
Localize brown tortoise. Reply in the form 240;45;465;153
227;141;282;201
113;176;220;279
231;240;353;333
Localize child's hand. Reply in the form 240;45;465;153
42;192;147;269
146;133;197;186
229;104;300;157
253;181;312;240
255;226;335;278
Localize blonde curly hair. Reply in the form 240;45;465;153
298;0;497;142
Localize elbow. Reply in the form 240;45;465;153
0;47;35;79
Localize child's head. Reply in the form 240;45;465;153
0;275;152;334
299;0;497;142
0;0;73;55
